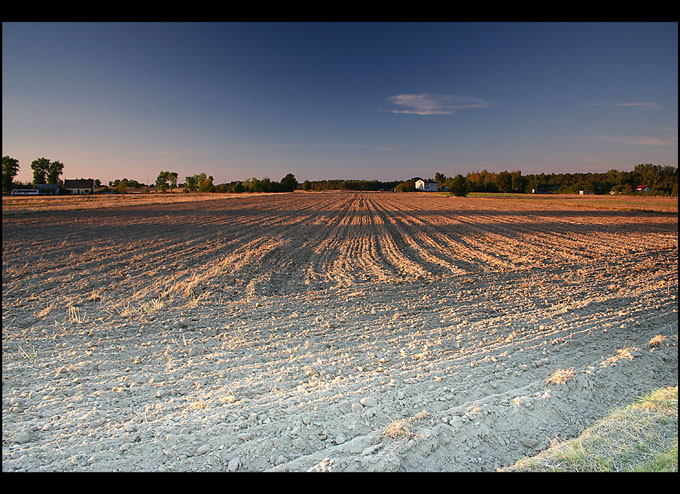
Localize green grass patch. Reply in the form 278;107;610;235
500;386;678;472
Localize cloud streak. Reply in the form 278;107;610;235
285;143;398;151
596;135;678;147
585;101;663;110
389;93;490;115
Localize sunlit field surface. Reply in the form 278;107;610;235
2;191;677;471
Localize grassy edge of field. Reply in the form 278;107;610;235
499;385;678;472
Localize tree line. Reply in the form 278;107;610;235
392;165;677;196
459;164;678;196
3;155;677;196
151;172;299;193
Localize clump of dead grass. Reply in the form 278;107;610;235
648;335;668;348
602;346;639;367
382;411;429;439
545;367;575;385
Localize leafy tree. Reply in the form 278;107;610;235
497;171;512;193
199;175;214;192
185;175;198;192
156;171;179;192
511;171;526;193
2;156;20;194
280;173;298;192
156;171;170;192
249;177;261;192
395;180;415;192
117;180;128;194
168;172;178;190
46;160;64;184
31;157;50;184
302;180;312;191
450;174;470;197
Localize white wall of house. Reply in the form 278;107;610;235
416;180;439;192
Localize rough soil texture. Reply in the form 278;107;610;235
2;191;677;472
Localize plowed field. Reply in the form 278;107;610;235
2;191;677;471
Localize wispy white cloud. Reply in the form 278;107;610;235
389;93;490;115
596;135;678;147
585;101;663;110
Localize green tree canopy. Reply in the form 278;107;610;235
2;156;20;194
450;174;470;197
31;157;50;184
280;173;298;192
185;175;198;192
46;160;64;184
199;174;214;192
156;171;177;192
168;172;178;189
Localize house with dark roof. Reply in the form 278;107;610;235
63;179;95;195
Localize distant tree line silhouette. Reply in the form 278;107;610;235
3;156;677;196
457;164;677;196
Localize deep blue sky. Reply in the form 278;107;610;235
3;22;677;184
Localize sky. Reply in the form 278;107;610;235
2;22;678;185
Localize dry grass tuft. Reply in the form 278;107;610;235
34;303;54;319
603;346;639;366
382;419;412;439
648;335;668;348
545;367;575;385
188;398;207;410
382;411;429;439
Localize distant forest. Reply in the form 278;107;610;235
300;163;678;196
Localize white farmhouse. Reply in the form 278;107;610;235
415;179;439;192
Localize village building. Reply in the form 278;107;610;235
635;185;651;192
63;179;95;195
415;179;439;192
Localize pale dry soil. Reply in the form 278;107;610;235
2;192;677;472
